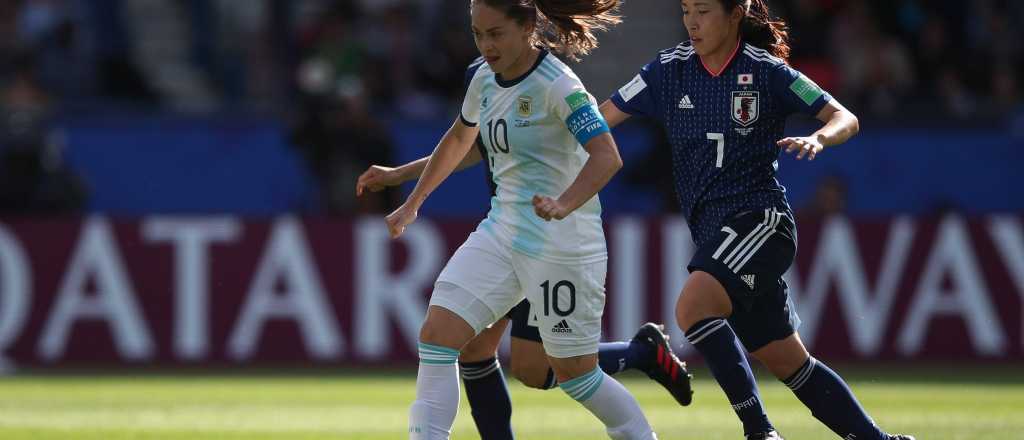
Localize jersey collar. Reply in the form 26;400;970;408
699;38;742;78
495;48;549;88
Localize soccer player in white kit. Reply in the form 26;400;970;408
390;1;658;439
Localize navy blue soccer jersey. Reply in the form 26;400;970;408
611;41;832;246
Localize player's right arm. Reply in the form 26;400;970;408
385;119;480;238
356;146;482;196
601;55;664;128
385;59;487;238
599;99;631;128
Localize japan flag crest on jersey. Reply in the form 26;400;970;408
732;91;759;126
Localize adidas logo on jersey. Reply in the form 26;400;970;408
678;95;694;109
741;274;756;290
552;320;573;334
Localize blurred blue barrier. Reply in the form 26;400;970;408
61;115;319;215
57;115;1020;216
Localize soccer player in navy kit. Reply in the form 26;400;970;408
597;1;916;440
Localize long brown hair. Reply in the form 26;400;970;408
472;0;622;61
718;0;790;61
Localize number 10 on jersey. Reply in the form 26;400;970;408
484;118;510;168
486;119;510;154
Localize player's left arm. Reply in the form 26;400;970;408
533;132;622;221
778;100;860;161
356;146;483;196
533;78;620;221
774;64;860;161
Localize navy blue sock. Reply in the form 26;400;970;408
686;318;773;435
784;357;886;440
540;341;652;391
460;357;514;440
598;341;652;374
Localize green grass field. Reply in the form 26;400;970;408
0;366;1021;439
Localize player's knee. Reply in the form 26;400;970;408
418;306;475;349
676;272;731;330
417;320;446;347
509;359;549;389
418;319;465;350
548;354;598;383
675;291;707;331
459;338;496;363
754;350;805;380
751;334;810;380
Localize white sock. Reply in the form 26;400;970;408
409;343;461;440
560;367;657;440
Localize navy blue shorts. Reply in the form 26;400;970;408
687;207;801;352
506;300;543;343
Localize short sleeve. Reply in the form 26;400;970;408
610;58;662;119
770;63;833;117
549;74;610;147
459;59;486;127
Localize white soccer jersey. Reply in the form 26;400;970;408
460;51;608;264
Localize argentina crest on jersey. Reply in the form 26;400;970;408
515;95;533;127
517;95;533;117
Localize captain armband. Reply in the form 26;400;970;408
565;104;610;146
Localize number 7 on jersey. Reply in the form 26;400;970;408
708;132;725;168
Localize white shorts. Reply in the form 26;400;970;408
431;229;607;358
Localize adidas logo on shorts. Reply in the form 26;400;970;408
551;320;573;334
741;274;756;290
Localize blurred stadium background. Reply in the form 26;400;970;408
0;0;1022;439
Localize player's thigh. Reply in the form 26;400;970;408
516;255;605;378
429;230;524;336
509;336;550;389
506;300;551;388
460;318;510;363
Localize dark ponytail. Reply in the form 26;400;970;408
533;0;621;61
722;0;790;61
472;0;622;62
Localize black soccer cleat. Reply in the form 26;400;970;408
745;431;784;440
888;435;915;440
632;322;693;406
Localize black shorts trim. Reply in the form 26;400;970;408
507;300;542;343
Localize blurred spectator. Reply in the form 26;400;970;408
0;57;87;214
2;57;50;151
0;0;1017;119
0;0;1020;215
291;74;398;215
799;175;848;218
830;2;916;116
